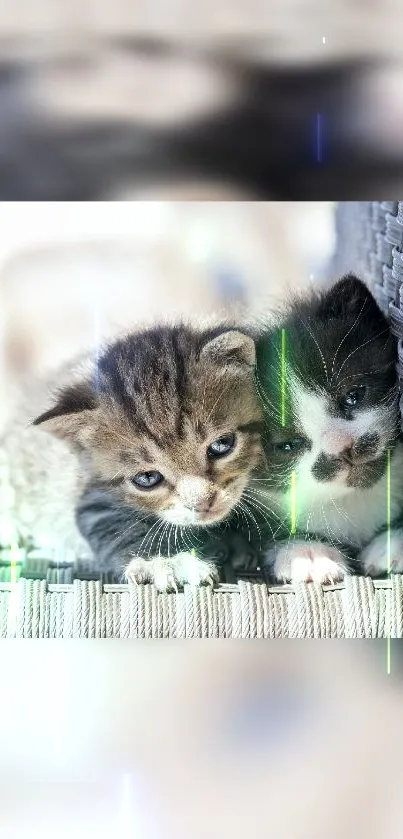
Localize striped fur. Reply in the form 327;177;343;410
33;323;264;581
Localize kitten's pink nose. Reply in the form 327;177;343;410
177;477;217;513
320;431;355;456
191;493;218;514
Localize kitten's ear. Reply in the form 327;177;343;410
320;274;384;321
200;330;256;368
33;381;99;444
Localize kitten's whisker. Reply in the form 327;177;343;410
241;495;276;539
179;526;196;555
336;370;396;388
135;517;165;558
334;327;390;384
297;314;329;383
235;501;251;543
330;496;360;532
242;490;282;527
305;510;313;537
267;510;291;541
106;469;124;486
167;524;174;559
318;504;352;562
103;516;147;555
236;497;266;546
255;374;282;421
148;520;167;559
157;521;170;559
330;299;367;385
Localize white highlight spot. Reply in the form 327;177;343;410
118;773;155;838
322;37;326;44
185;224;215;263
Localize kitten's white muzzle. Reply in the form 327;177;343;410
320;431;355;456
162;504;229;527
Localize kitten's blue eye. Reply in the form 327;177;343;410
207;433;236;459
275;438;305;454
342;385;367;409
131;471;163;489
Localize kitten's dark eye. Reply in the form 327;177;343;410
275;438;305;454
131;470;164;489
341;385;367;409
207;434;236;459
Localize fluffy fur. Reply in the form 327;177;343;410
2;276;402;589
28;324;264;589
254;274;403;583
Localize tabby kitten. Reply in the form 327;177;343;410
254;274;403;584
32;324;264;590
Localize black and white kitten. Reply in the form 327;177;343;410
254;274;403;584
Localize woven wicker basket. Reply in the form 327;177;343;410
2;201;403;637
1;576;403;638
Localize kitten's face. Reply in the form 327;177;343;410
257;275;400;505
34;326;263;527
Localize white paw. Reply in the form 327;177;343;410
359;529;403;577
125;552;219;593
172;552;220;587
267;541;347;585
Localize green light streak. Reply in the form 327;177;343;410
290;471;297;535
387;448;391;675
281;329;286;426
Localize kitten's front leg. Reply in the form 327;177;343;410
125;552;220;593
264;540;348;585
359;529;403;577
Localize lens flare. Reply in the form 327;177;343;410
281;328;286;427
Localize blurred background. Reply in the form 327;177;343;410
1;640;403;838
1;1;403;198
0;200;335;431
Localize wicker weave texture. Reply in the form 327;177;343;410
0;577;402;638
333;201;403;427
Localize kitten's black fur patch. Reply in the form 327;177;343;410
311;453;342;482
33;382;98;425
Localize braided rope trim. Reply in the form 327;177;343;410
0;576;402;638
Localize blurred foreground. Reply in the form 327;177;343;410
1;2;403;198
0;641;402;837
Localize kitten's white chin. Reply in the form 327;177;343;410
331;467;350;486
162;506;229;527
